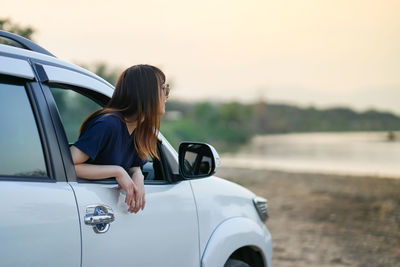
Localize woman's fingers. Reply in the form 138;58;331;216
136;198;142;212
131;168;146;212
125;186;133;207
132;184;141;213
124;182;137;212
127;184;138;213
133;195;140;213
133;184;140;202
129;198;137;213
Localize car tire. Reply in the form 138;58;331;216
224;259;250;267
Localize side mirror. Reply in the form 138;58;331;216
178;142;220;179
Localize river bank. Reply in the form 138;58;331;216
217;167;400;267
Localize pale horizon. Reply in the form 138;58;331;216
5;0;400;114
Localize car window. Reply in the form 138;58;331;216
50;86;102;143
0;79;47;177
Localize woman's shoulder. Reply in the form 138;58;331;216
85;112;124;131
97;113;124;124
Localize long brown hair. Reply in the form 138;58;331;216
80;64;165;159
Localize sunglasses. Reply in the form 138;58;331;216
161;83;170;97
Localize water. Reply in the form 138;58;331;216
221;132;400;178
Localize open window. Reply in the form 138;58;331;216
48;85;168;183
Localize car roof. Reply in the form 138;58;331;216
0;43;114;89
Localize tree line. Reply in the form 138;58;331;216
161;100;400;151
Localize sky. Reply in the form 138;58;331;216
4;0;400;114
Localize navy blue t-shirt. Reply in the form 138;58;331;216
73;113;147;173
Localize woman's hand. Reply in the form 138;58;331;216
115;167;140;213
130;167;145;213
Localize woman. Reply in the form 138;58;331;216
70;64;169;214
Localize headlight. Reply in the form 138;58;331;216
253;196;269;222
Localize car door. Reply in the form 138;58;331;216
37;64;200;267
0;62;80;267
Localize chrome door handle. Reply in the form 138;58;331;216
84;213;114;225
84;205;114;234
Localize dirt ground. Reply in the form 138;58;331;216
217;167;400;267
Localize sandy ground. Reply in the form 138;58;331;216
217;167;400;267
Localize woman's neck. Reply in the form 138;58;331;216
124;117;137;135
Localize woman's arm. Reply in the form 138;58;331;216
70;145;122;179
70;145;141;213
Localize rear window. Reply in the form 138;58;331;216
0;80;47;177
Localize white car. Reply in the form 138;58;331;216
0;30;272;267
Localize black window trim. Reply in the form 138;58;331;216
37;82;79;183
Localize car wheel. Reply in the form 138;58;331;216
224;259;250;267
